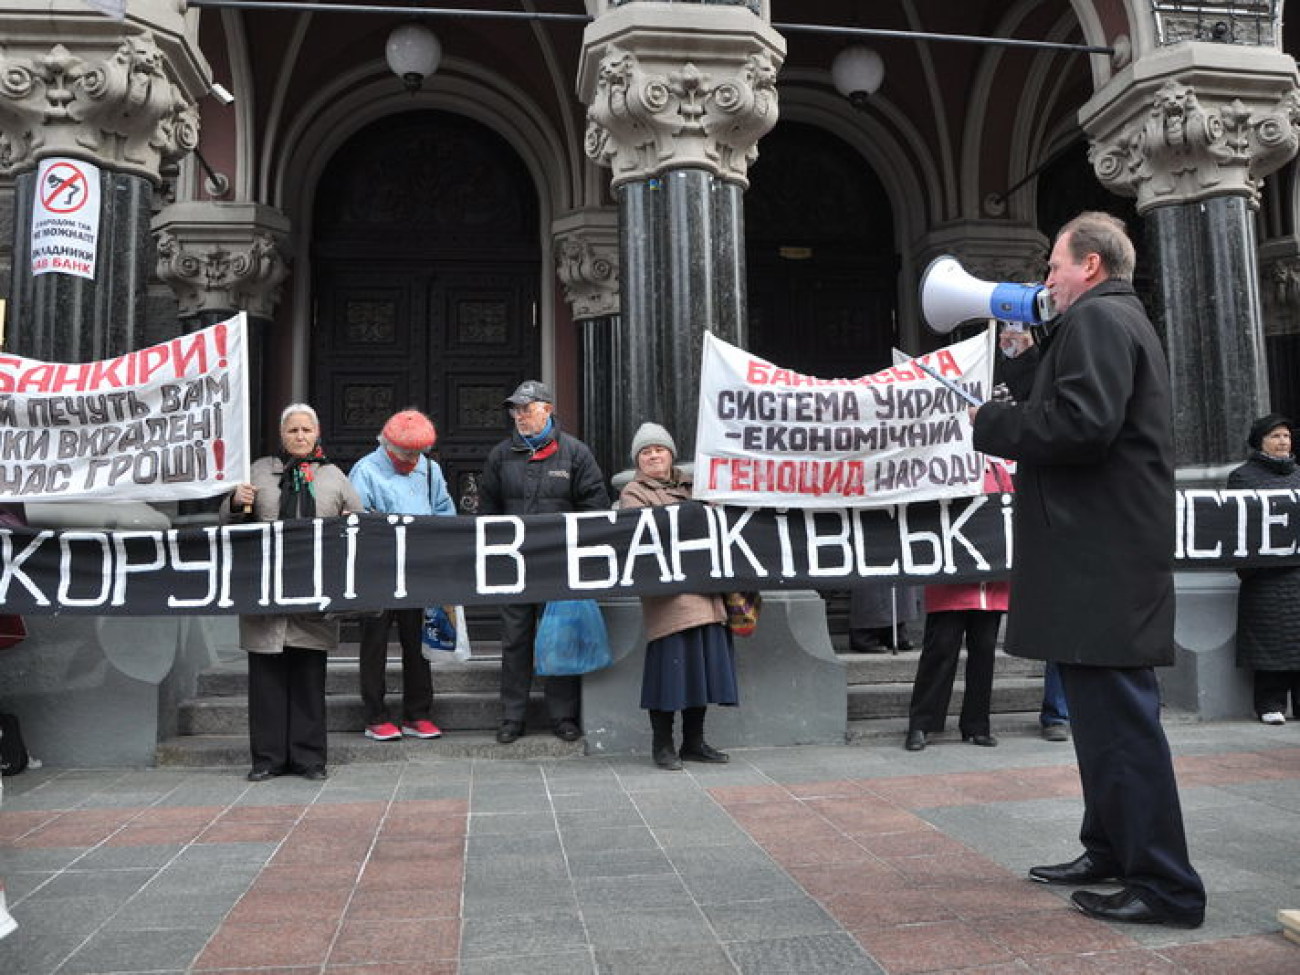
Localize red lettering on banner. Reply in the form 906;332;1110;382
743;358;963;390
0;331;221;394
719;458;869;498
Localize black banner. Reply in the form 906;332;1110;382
0;489;1296;616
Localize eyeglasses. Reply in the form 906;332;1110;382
508;403;538;417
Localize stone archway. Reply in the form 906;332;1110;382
310;110;541;512
744;121;898;378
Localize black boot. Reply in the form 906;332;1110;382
649;710;682;770
680;706;729;763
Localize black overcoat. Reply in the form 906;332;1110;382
972;279;1176;667
1226;453;1300;672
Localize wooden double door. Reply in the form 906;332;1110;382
312;258;538;514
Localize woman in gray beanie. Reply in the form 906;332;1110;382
1227;413;1300;724
620;422;739;769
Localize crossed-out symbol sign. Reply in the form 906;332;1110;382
41;162;90;214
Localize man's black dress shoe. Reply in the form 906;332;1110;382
904;729;927;751
962;733;998;747
247;768;280;782
1029;853;1121;886
496;720;524;744
299;767;328;781
1071;888;1203;928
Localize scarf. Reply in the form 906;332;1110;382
1250;450;1297;475
279;445;329;519
520;416;556;453
385;448;420;476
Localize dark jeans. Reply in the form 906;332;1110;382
359;608;433;726
907;610;1000;737
1041;660;1070;726
1059;663;1206;919
498;602;579;725
247;646;327;774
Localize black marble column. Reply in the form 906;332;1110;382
580;313;622;485
1145;195;1269;474
8;170;155;362
611;168;748;465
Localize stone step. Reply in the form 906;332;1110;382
838;651;1044;684
155;729;583;767
847;677;1045;720
197;657;503;696
177;690;560;736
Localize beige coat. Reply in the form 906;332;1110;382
619;469;726;643
222;455;363;654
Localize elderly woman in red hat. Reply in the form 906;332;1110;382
349;409;457;742
226;402;362;782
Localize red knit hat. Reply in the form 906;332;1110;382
381;410;436;451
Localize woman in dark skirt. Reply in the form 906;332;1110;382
619;422;739;769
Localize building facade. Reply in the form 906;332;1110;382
1;0;1298;763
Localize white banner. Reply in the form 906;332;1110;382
0;315;251;502
31;157;102;280
693;331;996;508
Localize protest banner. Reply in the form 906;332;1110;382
0;489;1294;616
0;315;250;502
693;331;996;508
31;158;102;280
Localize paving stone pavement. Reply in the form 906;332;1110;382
1;720;1298;974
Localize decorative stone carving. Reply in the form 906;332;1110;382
578;1;785;188
1258;238;1300;336
152;202;291;320
0;35;203;181
915;222;1049;285
1081;44;1300;212
553;208;620;320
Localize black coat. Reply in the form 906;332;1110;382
478;424;610;516
973;279;1176;667
1226;452;1300;671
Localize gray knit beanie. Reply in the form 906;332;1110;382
630;422;676;465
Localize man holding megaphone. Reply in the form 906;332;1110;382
966;212;1206;929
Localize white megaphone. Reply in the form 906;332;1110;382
919;255;1056;334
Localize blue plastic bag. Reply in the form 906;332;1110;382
534;599;612;676
422;605;471;662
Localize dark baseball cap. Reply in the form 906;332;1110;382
503;380;554;408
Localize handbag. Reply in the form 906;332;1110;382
722;592;761;637
534;599;612;676
0;615;26;651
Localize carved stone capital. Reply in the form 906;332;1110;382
552;208;620;321
1081;43;1300;212
577;2;785;188
0;1;211;181
151;202;292;320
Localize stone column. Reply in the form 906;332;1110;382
153;201;292;457
553;207;622;479
577;0;784;462
1257;238;1300;421
1082;42;1300;481
0;2;210;362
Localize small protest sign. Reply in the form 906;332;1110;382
31;158;102;280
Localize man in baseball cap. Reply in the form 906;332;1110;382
502;379;554;408
480;379;609;745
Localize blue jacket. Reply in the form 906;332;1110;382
349;445;456;517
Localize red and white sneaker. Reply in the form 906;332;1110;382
402;720;443;739
364;722;402;741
